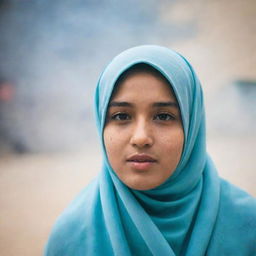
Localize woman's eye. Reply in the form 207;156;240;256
154;113;175;121
111;113;131;121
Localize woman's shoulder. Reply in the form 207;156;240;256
56;178;99;221
44;178;100;256
207;179;256;255
219;179;256;231
219;178;256;215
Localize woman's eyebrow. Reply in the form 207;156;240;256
152;101;179;108
108;101;133;107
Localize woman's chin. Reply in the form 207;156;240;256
121;177;163;191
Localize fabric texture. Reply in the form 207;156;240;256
45;45;256;256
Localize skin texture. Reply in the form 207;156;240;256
103;70;184;190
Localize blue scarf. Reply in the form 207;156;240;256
45;45;256;256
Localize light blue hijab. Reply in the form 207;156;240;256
45;45;256;256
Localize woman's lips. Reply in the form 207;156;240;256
126;154;157;171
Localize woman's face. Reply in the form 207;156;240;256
103;70;184;190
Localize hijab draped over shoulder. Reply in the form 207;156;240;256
45;45;256;256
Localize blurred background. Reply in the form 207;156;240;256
0;0;255;255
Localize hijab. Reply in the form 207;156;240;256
45;45;256;256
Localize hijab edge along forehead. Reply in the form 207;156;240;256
95;45;206;191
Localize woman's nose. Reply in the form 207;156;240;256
130;120;153;148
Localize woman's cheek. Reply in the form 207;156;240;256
162;130;184;161
104;131;121;161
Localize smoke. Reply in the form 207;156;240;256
206;80;256;137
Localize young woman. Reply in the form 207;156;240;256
45;45;256;255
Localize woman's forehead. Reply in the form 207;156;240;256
111;63;177;101
110;71;178;105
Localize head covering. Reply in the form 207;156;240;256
45;45;256;256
